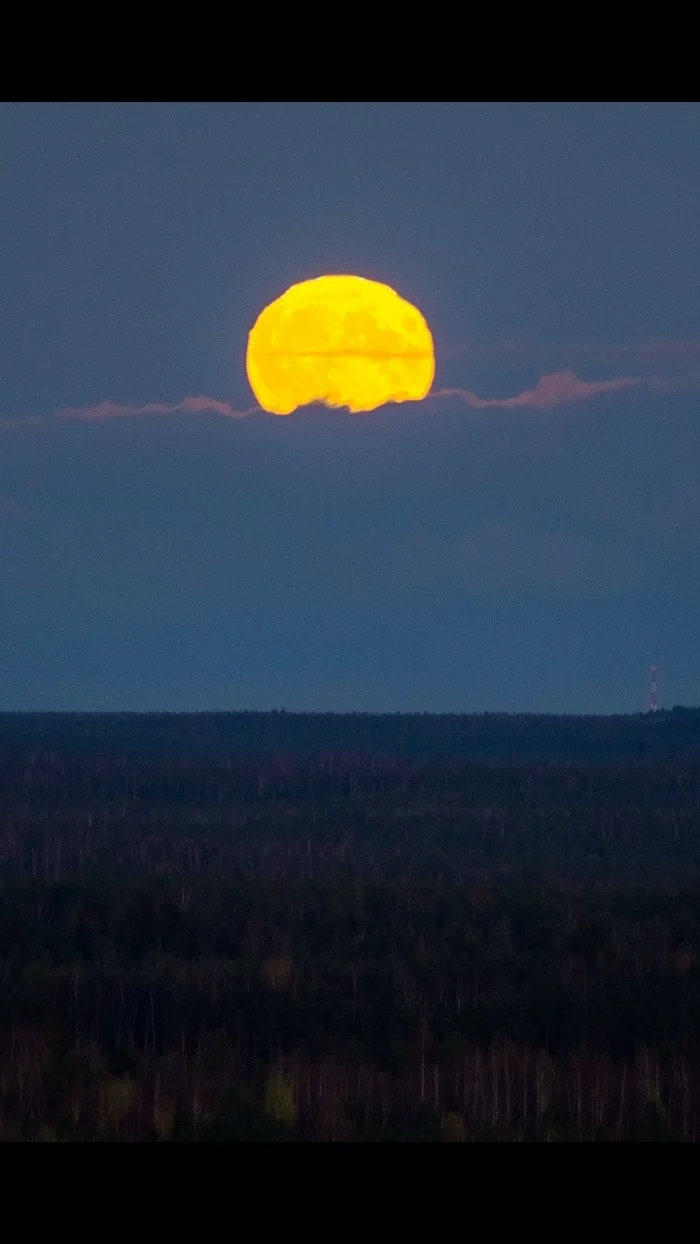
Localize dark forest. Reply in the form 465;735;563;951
2;709;700;1141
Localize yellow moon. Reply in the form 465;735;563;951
246;274;435;415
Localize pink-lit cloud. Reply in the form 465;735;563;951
55;396;259;422
0;396;259;431
432;369;683;411
0;367;697;433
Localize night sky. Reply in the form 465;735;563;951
2;103;699;713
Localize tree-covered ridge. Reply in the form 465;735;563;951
1;706;700;762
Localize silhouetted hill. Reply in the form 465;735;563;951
1;707;699;763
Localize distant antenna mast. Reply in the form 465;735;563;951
647;665;659;713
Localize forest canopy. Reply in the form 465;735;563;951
0;712;699;1141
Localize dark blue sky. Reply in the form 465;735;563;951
2;103;699;713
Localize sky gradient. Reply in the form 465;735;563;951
2;102;699;713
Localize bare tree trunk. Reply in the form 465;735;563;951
616;1064;626;1136
522;1049;528;1134
491;1046;498;1132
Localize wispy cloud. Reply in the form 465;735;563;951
0;396;260;431
0;365;696;433
432;369;682;411
55;396;259;422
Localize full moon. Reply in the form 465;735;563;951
246;275;435;415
